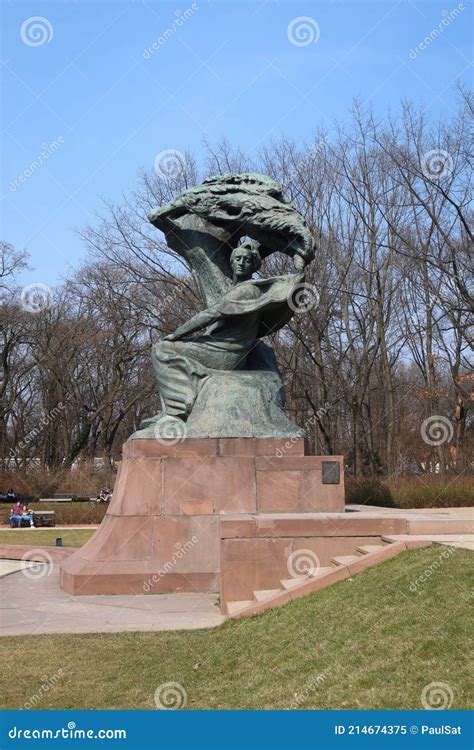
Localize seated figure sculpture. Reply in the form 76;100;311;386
59;174;347;602
131;173;315;440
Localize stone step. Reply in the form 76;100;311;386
253;589;281;602
382;534;472;550
280;567;335;590
280;577;306;590
311;565;336;577
357;544;385;555
331;554;361;566
226;541;410;619
407;519;473;535
226;600;254;616
220;513;410;539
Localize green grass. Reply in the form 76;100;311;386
0;528;95;547
0;547;472;710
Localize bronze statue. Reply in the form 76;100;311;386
132;173;315;440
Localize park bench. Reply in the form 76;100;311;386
7;510;55;527
32;510;55;527
0;494;34;505
39;497;72;503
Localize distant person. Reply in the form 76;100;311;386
6;488;16;501
97;487;112;503
21;504;35;528
8;502;23;528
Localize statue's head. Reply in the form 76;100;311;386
230;240;261;281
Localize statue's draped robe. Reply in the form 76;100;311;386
152;272;304;419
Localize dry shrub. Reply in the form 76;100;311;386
0;460;117;499
345;479;396;508
0;461;115;525
346;474;473;509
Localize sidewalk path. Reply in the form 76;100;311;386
0;525;99;530
0;566;224;636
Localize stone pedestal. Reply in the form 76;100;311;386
60;438;345;596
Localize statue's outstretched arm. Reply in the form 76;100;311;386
164;306;219;342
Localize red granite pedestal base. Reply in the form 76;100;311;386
59;438;345;595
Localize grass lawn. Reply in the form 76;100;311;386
0;529;95;548
0;547;472;710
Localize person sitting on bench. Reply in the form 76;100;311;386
97;487;112;503
8;502;24;528
20;504;35;528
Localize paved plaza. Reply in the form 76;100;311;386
0;565;224;636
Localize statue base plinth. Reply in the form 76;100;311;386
59;437;345;596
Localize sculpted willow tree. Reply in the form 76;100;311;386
132;172;315;440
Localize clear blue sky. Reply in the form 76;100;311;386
1;0;472;287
